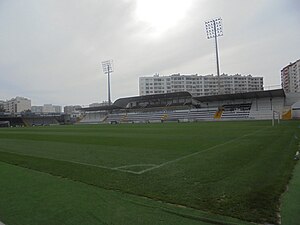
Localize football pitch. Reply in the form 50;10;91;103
0;120;299;224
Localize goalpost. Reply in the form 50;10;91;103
272;111;280;126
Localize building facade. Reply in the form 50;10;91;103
3;97;31;113
31;104;62;114
31;106;43;113
281;59;300;93
64;105;82;114
0;100;5;112
139;73;264;96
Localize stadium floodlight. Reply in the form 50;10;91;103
101;60;114;106
205;17;223;95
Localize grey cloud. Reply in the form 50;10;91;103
0;0;299;105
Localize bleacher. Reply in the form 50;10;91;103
77;89;290;124
221;103;252;119
80;100;285;124
23;117;60;126
100;108;218;124
106;113;126;123
79;112;107;124
249;98;284;120
188;108;217;121
166;110;189;121
0;117;24;127
126;112;151;123
149;111;166;122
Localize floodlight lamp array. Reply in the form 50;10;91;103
205;18;223;39
101;60;114;74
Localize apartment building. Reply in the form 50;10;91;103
139;73;264;96
64;105;82;114
3;97;31;113
31;106;43;113
281;59;300;93
0;100;5;112
31;104;62;114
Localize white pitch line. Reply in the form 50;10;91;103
136;128;269;174
0;149;140;175
53;160;142;174
111;168;142;174
48;160;146;175
114;164;157;169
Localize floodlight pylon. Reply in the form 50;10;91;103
205;18;223;95
101;60;114;106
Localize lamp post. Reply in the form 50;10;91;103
101;60;114;106
205;18;223;95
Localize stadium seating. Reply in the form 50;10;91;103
149;111;167;122
166;110;189;121
126;112;151;123
249;98;284;120
80;100;286;124
221;103;252;119
188;108;217;121
79;112;107;124
106;113;126;123
76;89;293;124
78;97;287;124
22;117;59;126
0;121;10;127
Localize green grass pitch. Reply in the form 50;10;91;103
0;120;299;224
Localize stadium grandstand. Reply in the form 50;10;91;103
78;88;297;124
0;113;71;127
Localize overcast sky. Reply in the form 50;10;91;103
0;0;299;106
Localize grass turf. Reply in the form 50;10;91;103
0;120;298;224
281;155;300;225
0;162;253;225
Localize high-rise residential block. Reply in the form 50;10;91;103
281;59;300;93
139;73;263;96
